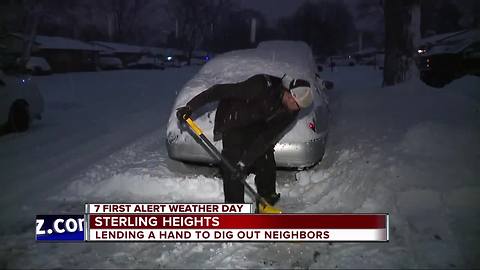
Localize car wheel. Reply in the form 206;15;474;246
8;101;30;132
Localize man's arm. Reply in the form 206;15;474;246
238;110;298;169
187;75;265;112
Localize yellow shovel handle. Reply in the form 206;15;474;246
185;117;203;136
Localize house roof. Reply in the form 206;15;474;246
423;29;480;55
91;41;147;54
419;30;470;47
143;46;165;56
11;33;101;51
162;48;184;56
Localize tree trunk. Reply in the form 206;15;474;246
406;1;421;80
21;8;39;67
383;0;420;86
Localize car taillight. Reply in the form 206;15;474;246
308;121;316;132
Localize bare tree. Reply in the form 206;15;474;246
20;0;43;66
278;0;356;55
97;0;154;43
0;1;26;36
164;0;231;63
383;0;421;86
355;0;384;50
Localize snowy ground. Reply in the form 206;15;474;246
1;66;479;268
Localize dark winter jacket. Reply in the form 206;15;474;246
186;74;298;167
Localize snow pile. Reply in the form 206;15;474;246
0;67;201;232
399;122;478;160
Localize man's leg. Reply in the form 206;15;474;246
220;152;245;203
221;132;245;203
252;149;277;199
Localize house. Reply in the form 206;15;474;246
0;33;101;73
143;46;164;58
91;41;148;66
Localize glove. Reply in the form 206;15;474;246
281;73;293;89
176;106;192;121
237;161;246;170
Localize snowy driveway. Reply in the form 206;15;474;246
1;66;479;268
0;67;203;228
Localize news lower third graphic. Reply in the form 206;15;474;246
35;215;85;241
35;204;389;242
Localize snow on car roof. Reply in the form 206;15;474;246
175;40;317;107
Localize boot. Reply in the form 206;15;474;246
255;193;281;213
265;193;281;206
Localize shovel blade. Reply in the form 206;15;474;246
258;202;282;214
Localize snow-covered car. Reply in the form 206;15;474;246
416;30;480;88
166;40;331;168
0;70;44;132
25;56;51;75
127;55;164;70
98;56;123;70
326;55;356;67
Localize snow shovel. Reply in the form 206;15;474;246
181;116;282;214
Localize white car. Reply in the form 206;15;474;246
166;40;332;168
0;70;44;132
98;56;123;70
25;56;51;75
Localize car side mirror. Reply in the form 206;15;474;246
317;65;323;72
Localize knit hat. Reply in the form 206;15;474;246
281;74;313;109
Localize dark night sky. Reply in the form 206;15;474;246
241;0;362;27
241;0;308;24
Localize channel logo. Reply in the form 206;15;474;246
35;215;85;241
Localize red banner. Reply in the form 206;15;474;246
89;214;386;229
